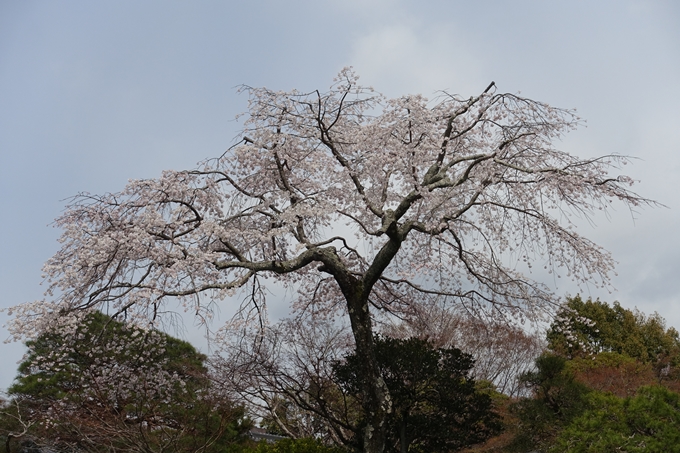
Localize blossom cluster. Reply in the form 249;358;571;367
6;69;650;367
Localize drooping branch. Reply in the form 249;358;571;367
8;69;656;453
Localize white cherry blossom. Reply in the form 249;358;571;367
7;69;653;453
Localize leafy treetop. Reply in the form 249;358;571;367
7;311;250;453
547;296;680;367
333;336;501;453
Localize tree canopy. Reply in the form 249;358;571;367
547;296;680;376
333;336;501;452
503;300;680;453
383;303;545;398
7;70;651;453
509;354;592;451
4;311;249;453
551;385;680;453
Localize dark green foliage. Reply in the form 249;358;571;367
333;336;501;453
551;385;680;453
509;299;680;452
509;354;591;452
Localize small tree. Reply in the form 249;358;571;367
333;336;501;452
214;314;359;446
8;70;651;453
510;354;591;452
548;296;680;375
0;395;36;453
5;312;250;453
383;303;545;397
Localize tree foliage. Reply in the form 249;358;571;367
4;311;250;453
547;296;680;367
566;352;657;398
508;301;680;452
509;354;591;451
213;315;360;446
0;395;36;453
333;336;501;452
7;70;651;452
551;386;680;453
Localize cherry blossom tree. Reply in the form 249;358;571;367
383;302;545;397
6;312;249;453
8;69;652;453
212;314;357;445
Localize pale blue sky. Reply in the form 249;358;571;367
1;0;679;390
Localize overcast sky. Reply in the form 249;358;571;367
1;0;679;390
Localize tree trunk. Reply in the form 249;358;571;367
321;237;403;452
343;287;390;453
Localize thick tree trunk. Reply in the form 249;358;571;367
320;236;404;453
345;290;390;453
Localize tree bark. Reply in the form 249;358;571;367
315;244;395;453
345;289;389;453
